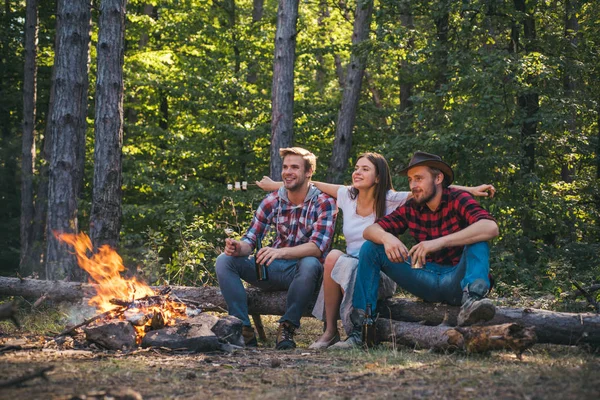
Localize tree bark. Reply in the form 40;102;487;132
399;9;414;112
326;0;373;183
1;276;599;347
20;0;39;275
90;0;126;251
376;320;537;356
246;0;264;84
513;0;538;174
561;0;579;183
45;0;91;281
269;0;299;179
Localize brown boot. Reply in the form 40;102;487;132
242;326;258;347
275;321;296;350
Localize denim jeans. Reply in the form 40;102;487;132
215;253;323;327
352;241;491;313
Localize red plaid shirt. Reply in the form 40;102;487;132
376;187;496;266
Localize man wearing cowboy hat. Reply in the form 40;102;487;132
332;151;498;349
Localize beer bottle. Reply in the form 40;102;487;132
255;235;268;281
362;303;376;348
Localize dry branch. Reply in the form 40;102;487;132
1;276;599;346
55;307;125;338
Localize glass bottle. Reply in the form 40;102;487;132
255;235;268;281
361;303;376;348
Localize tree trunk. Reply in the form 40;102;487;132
561;0;579;183
90;0;126;251
20;0;39;275
326;0;373;184
45;0;91;281
376;320;536;356
246;0;264;84
399;10;414;112
269;0;299;179
513;0;538;174
2;276;599;347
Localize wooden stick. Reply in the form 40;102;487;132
55;307;125;338
0;366;54;388
571;281;600;313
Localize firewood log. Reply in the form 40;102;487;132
1;276;599;347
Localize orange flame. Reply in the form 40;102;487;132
57;232;157;311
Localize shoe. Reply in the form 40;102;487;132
457;279;496;326
308;332;340;350
328;330;362;349
275;322;296;350
242;325;258;347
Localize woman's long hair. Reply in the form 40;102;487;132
349;152;394;219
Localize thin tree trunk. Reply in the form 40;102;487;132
269;0;299;179
433;3;449;95
45;0;91;281
399;11;414;112
326;0;373;183
246;0;264;84
90;0;126;251
561;0;579;183
20;0;39;274
513;0;538;174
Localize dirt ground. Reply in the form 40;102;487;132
1;315;600;400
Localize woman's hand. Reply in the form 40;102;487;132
469;184;496;198
256;176;282;192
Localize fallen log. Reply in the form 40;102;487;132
1;276;599;346
376;320;537;358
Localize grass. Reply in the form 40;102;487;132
1;299;599;399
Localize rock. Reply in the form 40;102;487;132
211;315;244;346
83;321;137;350
141;315;220;352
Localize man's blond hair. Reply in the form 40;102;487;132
279;147;317;174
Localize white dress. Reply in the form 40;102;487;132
312;187;410;334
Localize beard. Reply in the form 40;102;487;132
413;182;437;205
283;175;307;192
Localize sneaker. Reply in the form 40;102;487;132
242;325;258;347
457;294;495;326
328;330;362;350
275;322;296;350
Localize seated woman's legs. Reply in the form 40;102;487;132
311;250;343;346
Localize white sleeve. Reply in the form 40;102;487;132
336;186;351;206
385;190;410;214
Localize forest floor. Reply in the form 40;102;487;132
1;305;599;400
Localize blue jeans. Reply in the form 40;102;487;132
215;254;323;327
352;241;491;313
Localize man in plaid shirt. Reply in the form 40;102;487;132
334;152;498;349
216;147;337;350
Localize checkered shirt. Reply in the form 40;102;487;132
376;187;496;266
242;186;337;261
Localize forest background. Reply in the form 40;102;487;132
0;0;598;303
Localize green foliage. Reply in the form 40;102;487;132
0;0;599;302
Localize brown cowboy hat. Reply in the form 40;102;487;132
399;151;454;185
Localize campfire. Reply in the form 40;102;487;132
58;232;191;343
57;233;242;351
